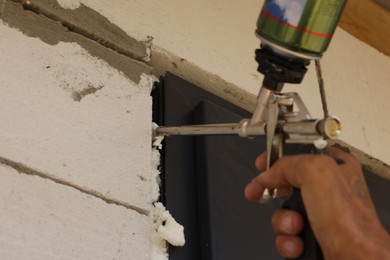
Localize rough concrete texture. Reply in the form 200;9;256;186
0;163;150;259
0;0;4;15
1;1;151;83
24;0;149;62
0;20;155;212
0;1;166;257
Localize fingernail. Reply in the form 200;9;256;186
282;215;293;232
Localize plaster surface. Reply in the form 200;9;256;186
0;20;155;211
21;0;151;62
61;0;390;167
0;5;163;257
0;163;150;259
1;1;151;83
0;0;4;14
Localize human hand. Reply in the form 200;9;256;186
245;147;390;259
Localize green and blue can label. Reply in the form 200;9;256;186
256;0;347;58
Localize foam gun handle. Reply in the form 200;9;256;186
282;188;323;260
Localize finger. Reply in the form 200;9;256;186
272;209;304;235
245;179;293;202
244;177;265;201
275;235;304;259
255;152;267;171
257;154;340;190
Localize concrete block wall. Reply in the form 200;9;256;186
0;1;158;258
0;0;389;259
0;164;150;259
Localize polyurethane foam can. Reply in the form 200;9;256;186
256;0;347;60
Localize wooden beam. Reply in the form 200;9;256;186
339;0;390;56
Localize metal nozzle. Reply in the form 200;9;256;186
155;123;240;136
155;121;266;138
317;116;341;139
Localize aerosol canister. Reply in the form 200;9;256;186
256;0;348;60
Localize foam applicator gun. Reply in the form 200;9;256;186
156;1;348;259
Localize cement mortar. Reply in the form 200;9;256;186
0;0;4;16
25;0;149;62
1;1;151;83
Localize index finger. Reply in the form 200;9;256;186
255;152;267;171
257;153;342;190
